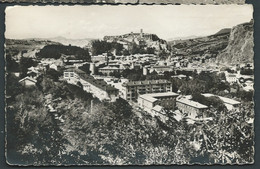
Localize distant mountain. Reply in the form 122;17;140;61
46;36;95;48
216;20;254;64
167;36;201;42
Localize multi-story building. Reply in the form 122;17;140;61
176;98;208;119
138;92;179;111
63;68;119;102
122;79;172;101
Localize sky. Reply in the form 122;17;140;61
5;5;253;40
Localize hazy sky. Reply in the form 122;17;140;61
5;5;253;40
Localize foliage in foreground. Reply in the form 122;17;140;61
6;74;254;165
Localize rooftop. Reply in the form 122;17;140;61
146;92;179;98
64;68;86;74
65;68;118;93
79;73;118;93
152;105;164;112
202;93;241;105
139;94;158;103
99;66;121;70
123;79;171;87
139;92;179;103
177;98;208;109
19;76;37;83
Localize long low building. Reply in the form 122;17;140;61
176;98;208;119
122;79;172;101
202;93;241;111
63;68;119;102
98;66;124;75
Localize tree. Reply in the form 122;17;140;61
37;44;91;61
45;68;62;81
19;57;38;78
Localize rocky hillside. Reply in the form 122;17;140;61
216;20;254;64
168;29;230;58
168;20;253;64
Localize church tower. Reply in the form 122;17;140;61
140;29;143;38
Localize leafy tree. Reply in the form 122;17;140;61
91;40;124;56
6;73;24;99
19;57;38;78
45;68;62;81
6;54;19;73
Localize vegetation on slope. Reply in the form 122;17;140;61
36;44;91;61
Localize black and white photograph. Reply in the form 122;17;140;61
0;0;248;5
5;5;254;165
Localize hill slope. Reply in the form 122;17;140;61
168;29;230;58
216;20;254;64
104;30;168;52
5;39;61;60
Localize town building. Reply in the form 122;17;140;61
19;76;37;87
98;66;123;75
225;72;237;84
149;65;173;74
176;98;208;119
49;63;58;70
243;80;254;91
63;68;119;102
122;79;172;101
151;105;168;123
138;92;179;110
91;53;108;63
202;93;241;111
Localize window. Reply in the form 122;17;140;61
64;73;69;77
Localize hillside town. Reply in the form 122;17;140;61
13;29;253;116
6;23;254;164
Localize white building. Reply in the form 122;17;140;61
19;76;37;87
202;93;241;111
176;98;208;119
138;92;179;112
225;72;237;84
49;63;58;70
63;68;119;102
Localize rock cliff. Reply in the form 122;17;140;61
216;20;254;64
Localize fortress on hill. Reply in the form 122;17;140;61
103;29;162;42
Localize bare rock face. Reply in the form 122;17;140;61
217;20;254;64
